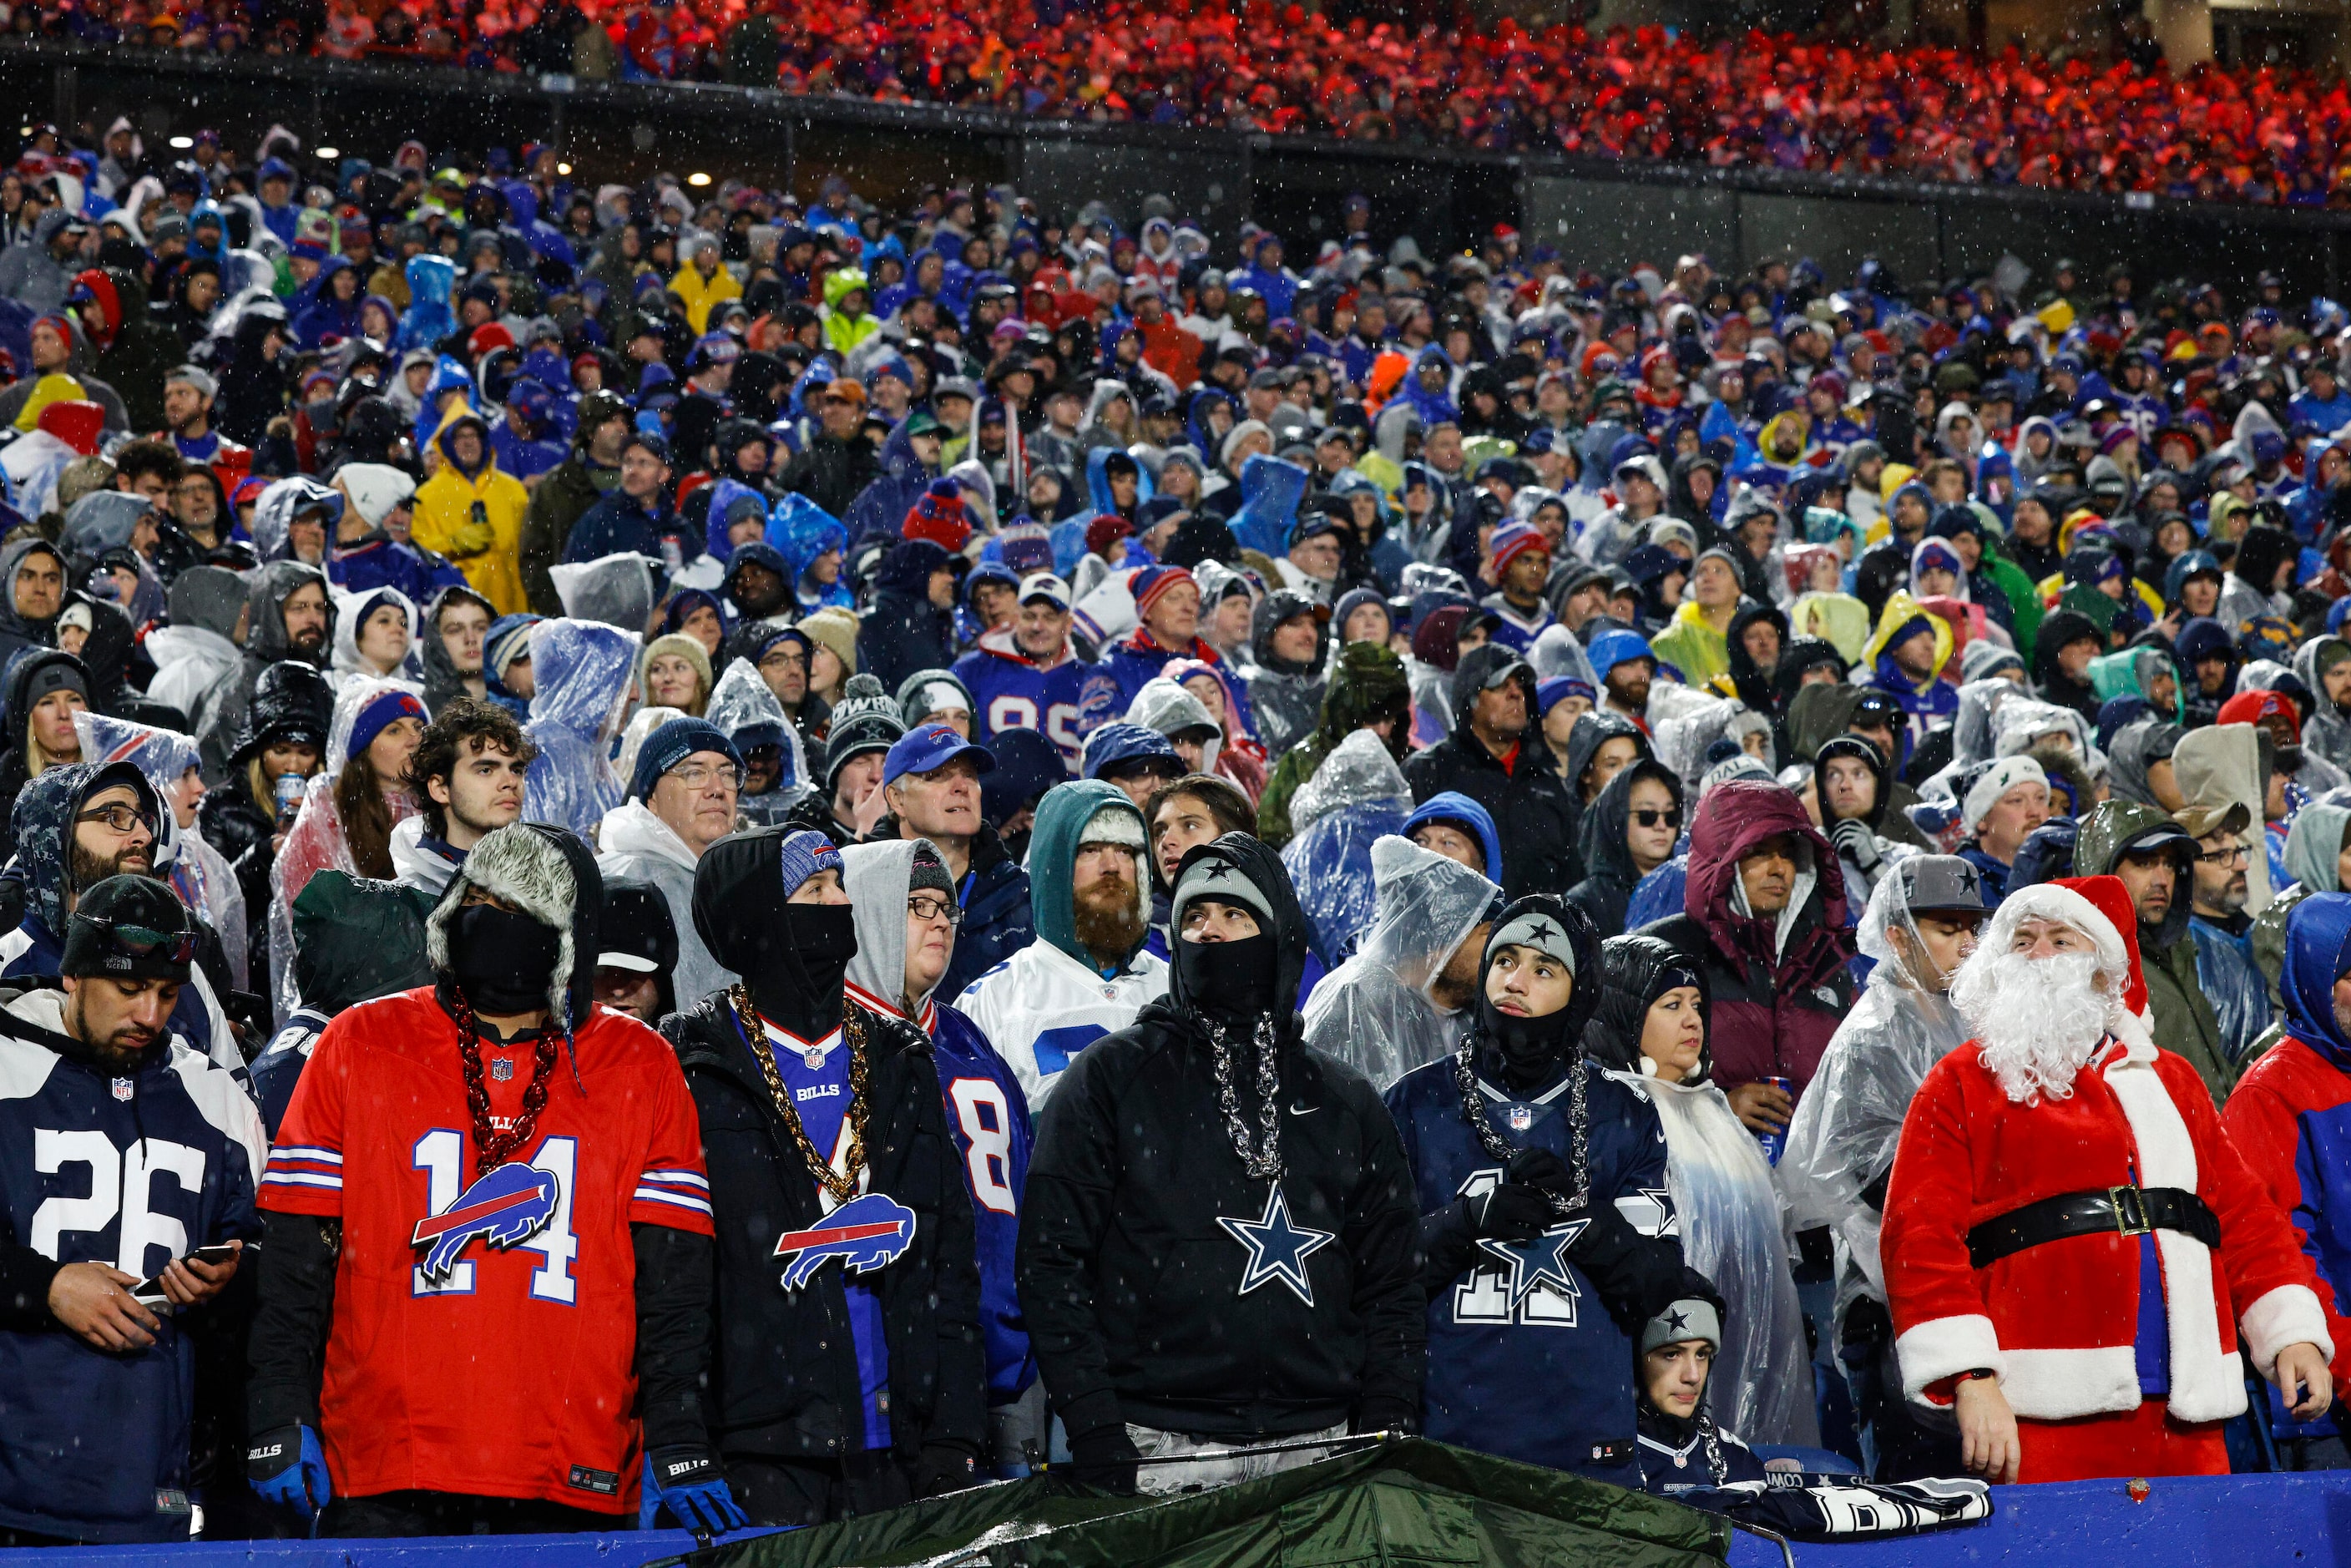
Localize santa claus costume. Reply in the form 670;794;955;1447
1882;876;2333;1483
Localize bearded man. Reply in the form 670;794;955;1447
1882;875;2333;1485
955;781;1167;1109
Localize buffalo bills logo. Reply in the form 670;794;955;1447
411;1162;559;1283
773;1192;917;1291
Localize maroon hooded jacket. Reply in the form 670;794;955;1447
1635;779;1855;1100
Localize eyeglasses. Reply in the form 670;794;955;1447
908;894;963;927
71;913;195;963
669;761;743;792
76;803;154;835
1631;807;1683;829
2196;843;2251;867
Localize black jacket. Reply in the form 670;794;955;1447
663;994;985;1463
1403;645;1580;900
776;432;882;520
1016;833;1425;1443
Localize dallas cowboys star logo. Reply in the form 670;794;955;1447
1477;1218;1588;1308
1524;919;1560;948
1202;862;1236;882
1217;1185;1333;1306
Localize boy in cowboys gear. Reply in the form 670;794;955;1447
1018;832;1423;1495
245;824;735;1537
1383;893;1701;1483
664;827;985;1525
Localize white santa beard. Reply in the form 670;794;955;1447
1951;950;2114;1105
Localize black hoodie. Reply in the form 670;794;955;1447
2032;608;2105;724
0;649;89;862
660;826;985;1466
1582;933;1713;1082
1720;602;1787;714
1565;760;1682;939
1018;832;1425;1443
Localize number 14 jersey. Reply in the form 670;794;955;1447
260;988;712;1513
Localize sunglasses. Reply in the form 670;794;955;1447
73;914;196;964
1631;807;1683;830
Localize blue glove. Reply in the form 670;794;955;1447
248;1424;331;1520
640;1448;747;1535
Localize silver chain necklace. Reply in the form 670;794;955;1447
1454;1036;1590;1215
1210;1014;1284;1182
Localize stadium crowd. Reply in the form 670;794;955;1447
4;116;2351;1548
13;3;2351;208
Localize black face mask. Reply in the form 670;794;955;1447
748;903;857;1042
1479;989;1570;1093
449;904;562;1018
1179;931;1278;1024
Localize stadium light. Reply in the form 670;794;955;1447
317;147;339;159
169;135;192;149
688;171;711;186
557;162;572;175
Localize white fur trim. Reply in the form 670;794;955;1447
2101;1044;2247;1424
1976;883;2128;984
426;825;579;1025
2000;1346;2143;1421
1897;1313;2004;1406
2241;1284;2334;1379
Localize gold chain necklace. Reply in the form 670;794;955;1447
731;985;871;1204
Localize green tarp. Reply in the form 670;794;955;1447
685;1439;1732;1568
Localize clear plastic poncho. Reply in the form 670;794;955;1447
1615;1068;1822;1447
705;659;812;822
1284;727;1416;969
1781;867;1974;1323
1300;833;1497;1090
523;618;641;839
267;675;424;1022
550;553;661;634
72;711;248;990
1529;622;1600;689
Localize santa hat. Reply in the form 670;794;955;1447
1130;564;1194;619
1489;522;1549;575
1962;754;2046;832
902;478;972;553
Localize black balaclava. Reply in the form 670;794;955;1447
1476;898;1584;1093
744;828;858;1041
755;903;857;1040
1170;849;1281;1026
449;904;561;1016
1178;930;1280;1025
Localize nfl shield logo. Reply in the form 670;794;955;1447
489;1058;513;1082
111;1078;133;1101
1506;1105;1532;1132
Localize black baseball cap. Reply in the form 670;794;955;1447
63;876;195;984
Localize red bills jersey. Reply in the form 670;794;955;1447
260;989;712;1512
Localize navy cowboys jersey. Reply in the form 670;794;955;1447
1384;1056;1676;1479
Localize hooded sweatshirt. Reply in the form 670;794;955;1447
841;837;1037;1405
1019;832;1424;1441
1566;758;1683;939
953;781;1167;1108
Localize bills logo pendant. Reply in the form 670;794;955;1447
490;1057;514;1082
411;1162;559;1283
774;1192;918;1291
111;1078;133;1101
